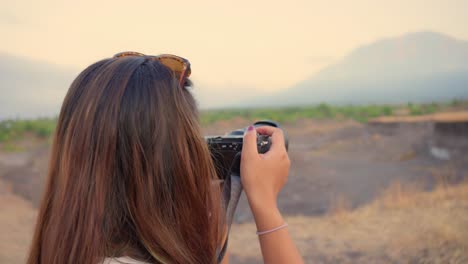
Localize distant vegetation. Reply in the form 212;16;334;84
200;99;468;125
0;118;56;143
0;100;467;144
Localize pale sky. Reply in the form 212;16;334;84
1;0;468;92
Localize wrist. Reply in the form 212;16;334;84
246;192;278;213
249;202;284;232
246;193;279;216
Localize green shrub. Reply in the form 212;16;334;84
0;100;463;144
0;118;57;142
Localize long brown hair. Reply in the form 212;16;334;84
27;55;222;264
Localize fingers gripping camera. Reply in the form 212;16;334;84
205;120;288;179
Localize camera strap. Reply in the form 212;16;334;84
216;171;243;263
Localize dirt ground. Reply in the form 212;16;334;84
1;118;467;263
205;118;467;222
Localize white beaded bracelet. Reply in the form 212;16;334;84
256;223;289;236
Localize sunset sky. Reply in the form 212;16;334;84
1;0;468;93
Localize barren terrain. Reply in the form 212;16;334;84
1;118;467;263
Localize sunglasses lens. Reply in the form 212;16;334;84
158;57;190;77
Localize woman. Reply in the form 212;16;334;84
27;52;303;264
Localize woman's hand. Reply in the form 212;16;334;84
240;125;290;209
240;125;303;264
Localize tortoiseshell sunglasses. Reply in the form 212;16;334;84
113;51;191;88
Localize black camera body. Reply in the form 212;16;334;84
205;120;288;179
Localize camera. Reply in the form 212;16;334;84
205;120;288;179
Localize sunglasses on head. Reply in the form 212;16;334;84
113;51;191;88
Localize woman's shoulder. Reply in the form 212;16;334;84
102;256;152;264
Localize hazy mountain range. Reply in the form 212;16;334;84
1;31;468;119
0;53;76;119
242;31;468;107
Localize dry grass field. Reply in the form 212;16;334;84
230;181;468;263
2;179;467;263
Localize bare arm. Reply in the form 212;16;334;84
220;250;229;264
241;126;304;264
219;227;230;264
249;202;302;264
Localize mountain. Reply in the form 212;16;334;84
250;31;468;107
0;53;78;120
2;31;468;119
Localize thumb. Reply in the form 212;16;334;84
242;125;258;160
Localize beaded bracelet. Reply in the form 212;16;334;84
256;223;289;236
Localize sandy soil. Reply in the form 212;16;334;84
0;181;36;263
